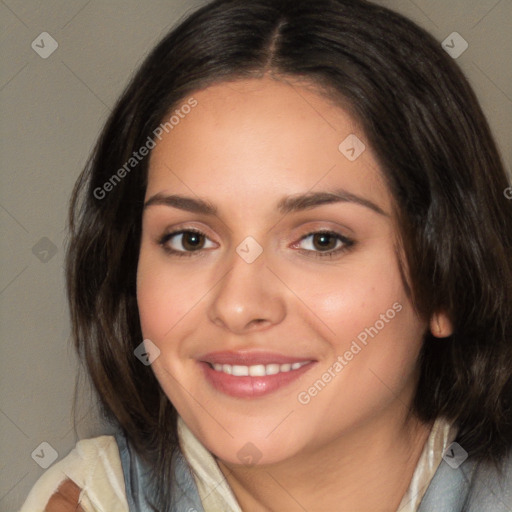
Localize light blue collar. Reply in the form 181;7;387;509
115;429;205;512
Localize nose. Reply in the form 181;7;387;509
207;248;286;334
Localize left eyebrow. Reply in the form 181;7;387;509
143;189;388;217
276;189;388;216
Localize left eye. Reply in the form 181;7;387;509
295;231;352;254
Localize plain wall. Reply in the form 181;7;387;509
1;1;511;510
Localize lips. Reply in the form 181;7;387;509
197;350;317;398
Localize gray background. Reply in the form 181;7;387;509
1;1;511;510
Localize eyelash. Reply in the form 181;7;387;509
157;228;355;259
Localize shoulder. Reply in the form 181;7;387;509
419;448;512;511
43;479;84;512
464;451;512;510
19;435;128;512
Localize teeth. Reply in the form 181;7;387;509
265;364;280;375
210;360;311;376
249;364;266;377
232;365;249;376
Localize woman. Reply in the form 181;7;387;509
20;0;512;510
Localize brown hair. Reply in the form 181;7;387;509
66;0;512;509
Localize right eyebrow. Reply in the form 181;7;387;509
144;193;217;215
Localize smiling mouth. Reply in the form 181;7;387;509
208;361;312;376
199;359;317;398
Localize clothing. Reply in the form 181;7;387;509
19;435;127;512
19;416;512;511
176;416;456;511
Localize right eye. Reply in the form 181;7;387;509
158;229;216;256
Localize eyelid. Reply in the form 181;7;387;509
156;221;218;243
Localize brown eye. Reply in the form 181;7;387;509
295;230;355;259
159;229;215;255
311;232;338;251
181;231;205;251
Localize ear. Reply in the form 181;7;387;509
429;311;453;338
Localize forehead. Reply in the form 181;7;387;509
146;77;391;214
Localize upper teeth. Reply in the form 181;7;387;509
211;361;311;376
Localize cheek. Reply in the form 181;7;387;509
136;247;205;344
285;250;425;398
277;249;410;349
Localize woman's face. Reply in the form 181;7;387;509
137;76;428;465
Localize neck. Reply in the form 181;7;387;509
217;405;433;512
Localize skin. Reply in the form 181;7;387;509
137;76;452;511
44;479;84;512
